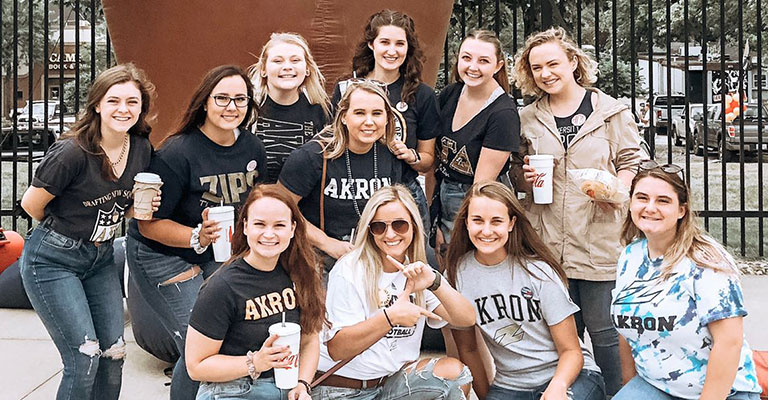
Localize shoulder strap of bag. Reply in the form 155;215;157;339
310;356;354;388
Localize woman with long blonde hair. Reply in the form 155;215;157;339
510;27;645;395
278;81;403;268
249;32;330;183
611;162;760;399
313;185;475;400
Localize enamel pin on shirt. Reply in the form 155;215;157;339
396;101;409;113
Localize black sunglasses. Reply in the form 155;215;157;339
638;159;684;179
369;219;410;236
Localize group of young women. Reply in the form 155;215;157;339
16;8;761;400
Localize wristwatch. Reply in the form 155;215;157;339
190;224;209;254
427;271;442;291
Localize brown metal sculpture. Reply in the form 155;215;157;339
102;0;453;144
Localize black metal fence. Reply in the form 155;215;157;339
1;0;765;257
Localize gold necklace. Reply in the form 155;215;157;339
107;134;129;167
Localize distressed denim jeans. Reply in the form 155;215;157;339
125;236;220;400
20;223;125;400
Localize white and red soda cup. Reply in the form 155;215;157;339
268;322;301;389
207;205;235;262
529;154;554;204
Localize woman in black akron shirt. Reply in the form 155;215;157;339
125;65;267;400
331;10;440;231
19;64;157;400
249;32;331;183
278;81;402;270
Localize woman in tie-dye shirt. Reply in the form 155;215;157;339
610;160;761;400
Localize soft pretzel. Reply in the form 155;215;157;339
580;180;616;200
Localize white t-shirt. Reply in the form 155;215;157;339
455;253;599;391
317;250;446;379
611;239;761;399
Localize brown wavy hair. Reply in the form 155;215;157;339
450;30;511;93
62;63;155;181
513;27;598;98
351;9;425;105
620;168;739;279
444;181;567;287
160;65;257;148
228;184;327;333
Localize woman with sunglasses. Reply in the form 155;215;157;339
510;28;644;395
279;81;403;267
186;185;325;400
125;65;268;399
331;10;440;230
249;32;331;183
313;185;475;400
445;181;605;400
611;161;761;400
19;64;157;400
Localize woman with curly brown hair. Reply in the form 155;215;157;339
331;10;440;230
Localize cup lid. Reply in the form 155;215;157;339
528;154;554;160
269;322;301;336
134;172;162;183
208;205;235;214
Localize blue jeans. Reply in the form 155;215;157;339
197;377;284;400
20;223;125;400
614;375;760;400
568;279;621;396
404;178;430;234
313;358;472;400
486;369;605;400
438;180;472;244
125;236;220;400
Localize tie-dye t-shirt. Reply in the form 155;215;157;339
611;239;760;399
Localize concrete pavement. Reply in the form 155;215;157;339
2;275;766;400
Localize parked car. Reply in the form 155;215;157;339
2;101;74;150
652;94;686;135
670;104;704;146
691;103;768;162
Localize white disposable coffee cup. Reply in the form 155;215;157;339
268;322;301;389
207;205;235;262
132;173;163;220
529;154;554;204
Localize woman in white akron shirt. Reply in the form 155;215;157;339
313;185;475;400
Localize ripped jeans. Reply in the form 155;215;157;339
313;358;472;400
20;223;126;400
125;236;220;400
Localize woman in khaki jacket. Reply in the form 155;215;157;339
511;27;645;396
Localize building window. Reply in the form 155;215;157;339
16;91;23;99
50;87;60;100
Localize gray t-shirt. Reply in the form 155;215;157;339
455;253;600;390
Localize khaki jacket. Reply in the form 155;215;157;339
512;89;646;281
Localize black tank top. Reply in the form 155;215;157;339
554;90;593;150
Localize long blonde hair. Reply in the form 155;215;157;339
513;27;598;98
350;185;426;310
248;32;331;119
621;169;739;279
317;81;396;160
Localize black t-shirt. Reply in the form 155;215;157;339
278;140;401;241
254;94;328;183
332;77;440;183
32;135;152;241
189;258;300;379
554;90;593;150
436;83;521;184
128;127;267;264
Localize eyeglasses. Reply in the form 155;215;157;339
637;159;684;179
210;95;250;108
369;219;410;236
